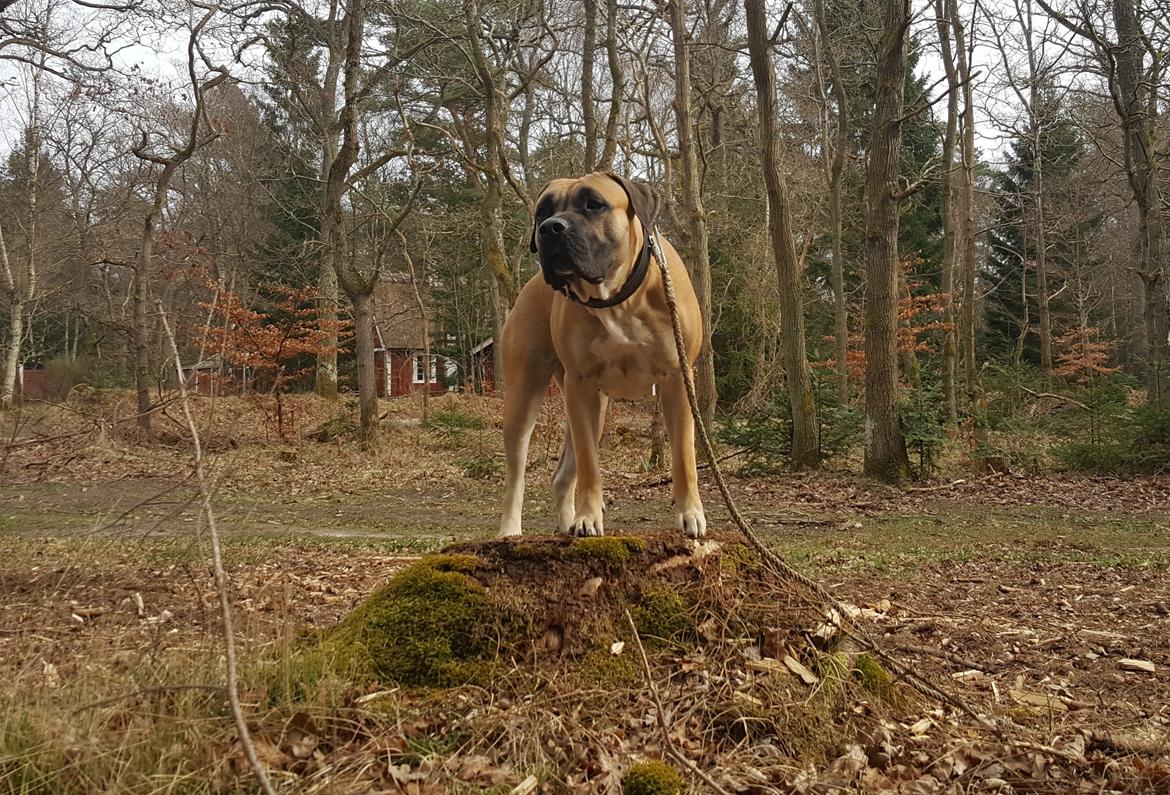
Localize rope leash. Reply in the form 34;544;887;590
649;231;1003;738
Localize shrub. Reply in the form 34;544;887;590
458;455;501;480
716;373;861;475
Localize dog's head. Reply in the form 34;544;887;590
530;172;660;294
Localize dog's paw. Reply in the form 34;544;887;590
498;526;523;538
569;513;605;537
676;508;707;539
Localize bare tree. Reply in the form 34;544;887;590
666;0;717;422
128;9;229;431
1035;0;1168;397
1;56;44;409
811;0;851;405
744;0;820;468
862;0;912;482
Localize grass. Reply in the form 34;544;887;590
766;504;1170;574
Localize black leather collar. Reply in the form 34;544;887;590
559;227;654;309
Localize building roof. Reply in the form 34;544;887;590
374;273;429;350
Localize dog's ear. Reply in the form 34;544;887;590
606;172;660;231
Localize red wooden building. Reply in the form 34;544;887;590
373;273;450;398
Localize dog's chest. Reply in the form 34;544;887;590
583;314;674;398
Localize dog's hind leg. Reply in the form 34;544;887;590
499;359;553;538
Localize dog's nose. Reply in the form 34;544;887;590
539;217;568;237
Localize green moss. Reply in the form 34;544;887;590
853;653;903;705
622;760;683;795
632;589;693;644
325;554;504;688
580;639;639;687
566;536;646;565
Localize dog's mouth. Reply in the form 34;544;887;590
543;253;606;285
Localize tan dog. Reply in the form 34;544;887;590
497;172;706;539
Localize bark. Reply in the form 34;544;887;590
666;0;717;422
933;0;959;423
314;9;344;401
0;27;43;410
466;0;516;395
862;0;911;483
898;265;922;389
953;0;979;399
582;0;597;169
649;392;665;469
323;0;381;448
129;17;228;431
812;0;850;406
597;0;623;170
1112;0;1168;397
744;0;820;468
399;230;430;421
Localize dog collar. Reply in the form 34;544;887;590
560;226;658;309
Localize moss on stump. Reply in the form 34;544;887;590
326;554;504;688
622;760;683;795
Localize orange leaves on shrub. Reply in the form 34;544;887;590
1054;327;1118;383
200;283;348;391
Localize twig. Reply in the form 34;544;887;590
894;643;991;673
625;610;733;795
74;684;227;714
636;446;752;488
158;302;278;795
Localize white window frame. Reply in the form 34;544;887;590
413;353;437;384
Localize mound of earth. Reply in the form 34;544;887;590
264;531;1162;793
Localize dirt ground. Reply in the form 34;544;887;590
1;393;1168;792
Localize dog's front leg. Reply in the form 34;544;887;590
563;375;606;536
660;372;707;539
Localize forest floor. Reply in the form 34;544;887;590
1;391;1168;792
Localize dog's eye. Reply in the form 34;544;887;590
585;198;607;212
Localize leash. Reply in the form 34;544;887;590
648;230;1003;736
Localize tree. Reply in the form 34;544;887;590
667;0;718;422
1;58;44;409
128;9;229;431
862;0;912;482
743;0;819;468
1036;0;1169;398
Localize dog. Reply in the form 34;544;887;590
497;172;707;539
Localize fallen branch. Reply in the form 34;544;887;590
625;610;732;795
1018;386;1092;411
159;302;278;795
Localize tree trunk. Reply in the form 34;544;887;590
667;0;717;422
933;0;959;423
953;0;979;398
312;11;344;402
315;262;340;399
581;0;597;169
649;391;665;469
898;265;922;389
1;285;20;408
133;215;154;429
862;0;911;483
597;0;623;170
351;289;378;448
812;0;850;406
1112;0;1168;398
744;0;820;468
